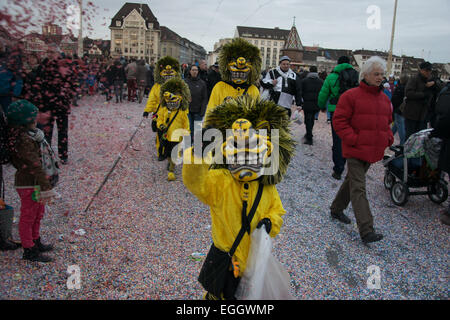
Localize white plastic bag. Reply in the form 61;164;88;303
235;226;295;300
291;109;303;125
260;88;271;101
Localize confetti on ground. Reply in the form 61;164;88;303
0;95;448;300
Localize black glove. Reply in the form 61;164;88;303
257;218;272;234
143;112;149;118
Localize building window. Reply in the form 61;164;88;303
261;40;265;45
274;41;277;47
116;21;121;27
267;40;271;46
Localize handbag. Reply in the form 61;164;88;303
0;169;14;242
198;182;264;298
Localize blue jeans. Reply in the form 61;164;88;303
188;112;203;142
330;112;346;175
392;113;406;145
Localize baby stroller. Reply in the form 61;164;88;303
383;129;448;206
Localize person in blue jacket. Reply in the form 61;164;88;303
0;48;23;113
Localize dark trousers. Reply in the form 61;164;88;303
127;79;137;101
303;111;316;140
330;158;374;237
404;118;426;142
188;112;203;143
43;111;69;161
330;112;346;175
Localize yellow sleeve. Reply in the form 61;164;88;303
248;85;261;100
204;83;223;123
144;84;160;113
264;185;286;238
157;107;167;129
182;147;216;206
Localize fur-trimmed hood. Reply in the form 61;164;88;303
159;77;191;111
218;38;262;85
205;95;296;185
154;56;181;84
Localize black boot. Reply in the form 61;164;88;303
330;211;351;224
362;232;383;244
33;237;54;252
0;237;21;251
23;245;53;262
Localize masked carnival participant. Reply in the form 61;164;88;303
143;56;181;160
205;38;261;121
183;95;296;300
157;78;190;181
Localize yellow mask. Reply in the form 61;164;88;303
163;91;182;110
160;65;177;82
227;57;251;84
222;119;273;182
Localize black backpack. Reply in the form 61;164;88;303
0;110;10;165
329;68;359;105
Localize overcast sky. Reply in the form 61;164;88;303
3;0;449;63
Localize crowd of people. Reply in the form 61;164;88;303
0;39;449;300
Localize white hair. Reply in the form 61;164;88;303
359;56;387;82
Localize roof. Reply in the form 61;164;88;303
109;2;160;29
236;26;290;40
283;25;303;51
160;26;206;53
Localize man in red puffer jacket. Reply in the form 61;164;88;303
329;56;394;244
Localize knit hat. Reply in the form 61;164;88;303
279;55;291;63
6;100;38;125
337;56;350;64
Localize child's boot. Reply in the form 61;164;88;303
33;237;54;252
23;245;53;263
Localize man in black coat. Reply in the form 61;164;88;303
206;62;221;99
300;66;323;145
39;52;77;163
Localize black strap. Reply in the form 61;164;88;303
229;182;264;257
154;103;161;115
162;108;181;134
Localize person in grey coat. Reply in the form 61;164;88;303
184;65;208;142
136;60;148;103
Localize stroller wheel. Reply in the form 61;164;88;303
391;182;409;206
384;171;395;189
428;181;448;204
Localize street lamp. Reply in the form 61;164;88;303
387;0;398;76
77;0;83;57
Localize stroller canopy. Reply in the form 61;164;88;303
404;129;442;170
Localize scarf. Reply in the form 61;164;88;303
27;128;45;143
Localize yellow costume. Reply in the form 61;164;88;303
206;82;260;116
204;38;262;123
142;56;181;159
157;78;190;181
183;95;296;300
183;151;285;274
